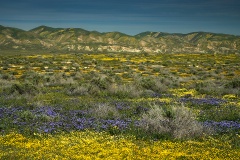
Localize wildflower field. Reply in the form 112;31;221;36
0;52;240;159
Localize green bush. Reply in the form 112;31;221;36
0;73;14;80
198;105;240;122
91;77;110;90
225;79;240;89
4;82;39;95
136;77;170;93
20;71;44;85
18;110;35;121
138;77;156;90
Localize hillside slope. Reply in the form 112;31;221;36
0;25;240;53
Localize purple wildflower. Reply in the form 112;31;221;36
203;120;240;133
115;102;131;110
180;97;226;106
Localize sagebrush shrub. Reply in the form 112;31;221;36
140;104;205;139
90;103;120;119
171;105;204;139
108;83;142;98
141;104;172;134
66;84;89;96
4;82;39;95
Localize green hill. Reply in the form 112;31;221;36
0;25;240;54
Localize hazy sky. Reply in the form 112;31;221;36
1;0;240;35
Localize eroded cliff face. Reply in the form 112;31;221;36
1;25;240;54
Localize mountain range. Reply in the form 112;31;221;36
0;25;240;54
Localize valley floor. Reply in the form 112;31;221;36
0;52;240;159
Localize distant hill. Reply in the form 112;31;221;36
0;25;240;54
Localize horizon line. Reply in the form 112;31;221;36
1;24;239;37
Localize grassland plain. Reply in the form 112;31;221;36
0;52;240;159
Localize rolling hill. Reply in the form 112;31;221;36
0;25;240;54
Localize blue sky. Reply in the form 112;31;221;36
1;0;240;35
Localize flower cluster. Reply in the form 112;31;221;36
115;102;131;110
203;120;240;133
180;97;226;106
1;131;239;159
0;106;140;134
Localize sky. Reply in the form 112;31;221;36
0;0;240;35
